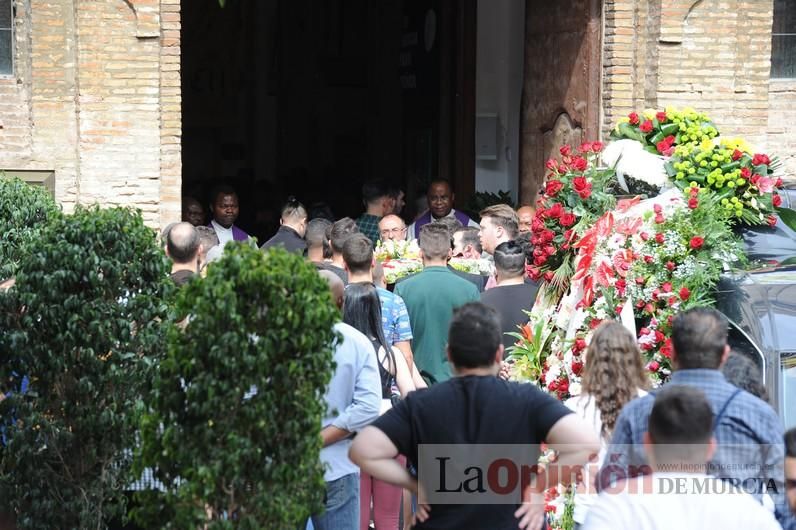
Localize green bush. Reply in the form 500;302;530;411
0;206;173;529
0;176;61;281
136;243;338;529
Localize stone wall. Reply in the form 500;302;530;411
602;1;793;179
0;0;180;227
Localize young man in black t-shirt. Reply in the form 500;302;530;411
350;302;600;530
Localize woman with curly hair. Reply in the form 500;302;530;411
565;321;649;527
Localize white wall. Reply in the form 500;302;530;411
474;0;525;202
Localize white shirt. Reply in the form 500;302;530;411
565;390;647;524
583;472;781;530
210;219;234;246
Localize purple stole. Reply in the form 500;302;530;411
231;225;249;241
208;222;250;241
413;209;472;239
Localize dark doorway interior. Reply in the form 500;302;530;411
181;0;475;242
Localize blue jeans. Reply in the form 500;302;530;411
311;473;360;530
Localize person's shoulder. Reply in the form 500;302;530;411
730;387;781;425
334;322;370;347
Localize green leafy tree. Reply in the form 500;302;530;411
0;206;173;529
136;244;338;529
0;176;61;281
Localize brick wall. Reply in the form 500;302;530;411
0;0;181;227
768;80;796;179
602;1;782;166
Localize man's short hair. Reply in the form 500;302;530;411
648;385;713;464
419;223;451;260
209;184;238;205
342;234;373;275
479;204;519;240
672;307;728;369
427;178;453;194
281;196;307;222
454;226;482;254
306;218;332;251
432;216;463;239
494;241;526;278
166;222;201;264
362;179;388;205
786;428;796;459
373;261;385;285
329;217;359;254
448;302;502;368
195;225;219;252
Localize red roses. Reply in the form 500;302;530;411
572;177;592;199
639;120;654;134
545;179;564;196
689;236;704;250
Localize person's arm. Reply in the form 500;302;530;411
331;341;382;434
517;400;599;530
394;341;414;371
390;346;416;397
321;425;353;447
410;361;428;389
350;426;416;490
540;414;601;488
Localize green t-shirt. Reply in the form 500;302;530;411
395;266;480;383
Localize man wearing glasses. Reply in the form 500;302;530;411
378;214;410;242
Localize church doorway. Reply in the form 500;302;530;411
180;0;475;241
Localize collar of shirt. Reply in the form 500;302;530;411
669;369;726;386
211;219;234;245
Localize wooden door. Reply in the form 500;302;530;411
519;0;602;204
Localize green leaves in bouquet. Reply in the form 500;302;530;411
506;313;549;383
776;206;796;233
0;205;173;530
135;244;338;530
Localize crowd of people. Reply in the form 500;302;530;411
161;179;796;530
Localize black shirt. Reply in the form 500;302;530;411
480;283;539;353
260;225;307;254
372;375;571;530
170;269;195;286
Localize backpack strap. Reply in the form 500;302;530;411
713;388;743;432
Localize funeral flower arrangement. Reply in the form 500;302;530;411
509;106;790;530
374;239;422;284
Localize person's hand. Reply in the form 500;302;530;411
515;482;546;530
412;502;431;526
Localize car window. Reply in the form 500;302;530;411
782;353;796;430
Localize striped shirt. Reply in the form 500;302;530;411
603;369;795;529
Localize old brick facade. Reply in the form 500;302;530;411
603;0;796;178
0;0;180;227
0;0;792;227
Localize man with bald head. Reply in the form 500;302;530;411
311;269;381;529
378;214;409;242
407;179;478;239
165;222;202;286
516;205;535;233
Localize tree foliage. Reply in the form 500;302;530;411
0;205;173;529
0;176;61;281
136;243;338;529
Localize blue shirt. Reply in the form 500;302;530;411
603;369;795;529
320;322;382;481
376;287;413;345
